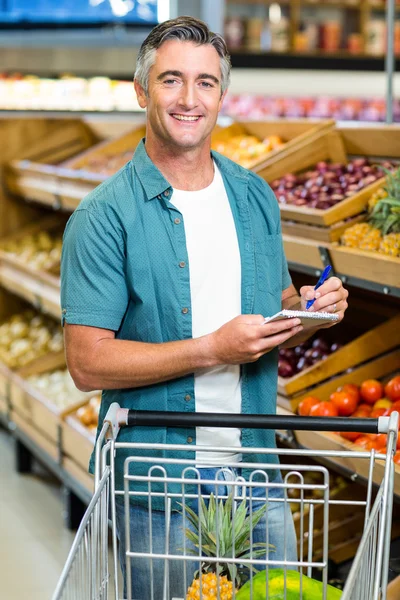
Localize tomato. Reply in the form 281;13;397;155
354;435;377;449
310;401;339;418
330;390;358;416
297;396;320;416
370;408;387;418
352;410;370;419
360;379;384;404
358;403;373;414
338;383;360;403
385;376;400;401
375;433;387;449
340;431;362;442
391;400;400;412
393;451;400;465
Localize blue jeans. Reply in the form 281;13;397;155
115;467;298;600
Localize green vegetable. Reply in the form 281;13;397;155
235;568;342;599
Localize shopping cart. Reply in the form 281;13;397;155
52;404;399;600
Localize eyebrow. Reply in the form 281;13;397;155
157;70;220;85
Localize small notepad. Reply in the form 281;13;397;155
263;309;339;329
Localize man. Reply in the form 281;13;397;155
61;16;348;599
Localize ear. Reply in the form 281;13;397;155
217;88;228;113
134;79;148;109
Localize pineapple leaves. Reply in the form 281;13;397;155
367;166;400;236
178;490;275;588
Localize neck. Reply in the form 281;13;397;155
144;133;215;191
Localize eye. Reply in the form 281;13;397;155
199;81;213;88
163;79;178;85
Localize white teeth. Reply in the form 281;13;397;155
172;114;200;121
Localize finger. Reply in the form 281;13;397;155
257;324;304;352
324;300;348;314
316;276;343;295
259;318;302;337
309;291;345;312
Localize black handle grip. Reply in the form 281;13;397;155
126;410;381;434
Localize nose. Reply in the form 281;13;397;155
177;82;198;110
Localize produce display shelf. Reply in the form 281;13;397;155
284;236;400;299
9;416;92;507
276;406;400;501
230;51;399;72
7;119;333;211
277;315;400;403
270;125;400;227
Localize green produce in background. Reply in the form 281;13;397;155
235;569;342;600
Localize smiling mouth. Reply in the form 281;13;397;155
171;114;202;122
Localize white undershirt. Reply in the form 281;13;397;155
171;163;242;464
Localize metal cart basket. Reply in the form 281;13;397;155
52;405;399;600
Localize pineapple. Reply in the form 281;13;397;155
183;490;272;600
341;167;400;256
369;166;400;236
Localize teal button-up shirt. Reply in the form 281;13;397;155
61;140;292;508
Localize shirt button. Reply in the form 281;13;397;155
182;307;189;314
62;309;67;314
185;394;191;401
187;436;193;444
174;218;181;225
179;261;186;268
164;190;170;197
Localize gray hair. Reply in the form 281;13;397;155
135;16;231;96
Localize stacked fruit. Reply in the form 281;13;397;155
341;167;400;257
278;336;341;378
27;369;93;411
2;231;63;272
80;150;134;176
212;134;284;168
0;311;63;369
297;375;400;462
270;158;395;210
75;395;101;433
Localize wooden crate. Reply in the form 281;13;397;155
286;349;400;409
264;124;400;227
11;409;59;461
277;313;400;405
281;214;365;243
5;120;98;208
61;412;96;472
211;119;334;174
62;456;94;494
279;348;400;412
9;353;85;444
330;243;400;290
0;362;10;408
55;124;147;209
282;234;329;271
0;393;8;416
0;214;66;318
277;389;400;498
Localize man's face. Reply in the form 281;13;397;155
135;39;226;151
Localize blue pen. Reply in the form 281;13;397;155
306;265;332;310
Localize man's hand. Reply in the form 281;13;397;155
207;314;303;365
300;276;349;326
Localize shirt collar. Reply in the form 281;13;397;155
131;139;171;201
131;138;249;201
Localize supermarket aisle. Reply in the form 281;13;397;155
0;427;75;600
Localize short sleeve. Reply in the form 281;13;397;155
61;208;129;331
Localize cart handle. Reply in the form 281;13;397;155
118;409;394;434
